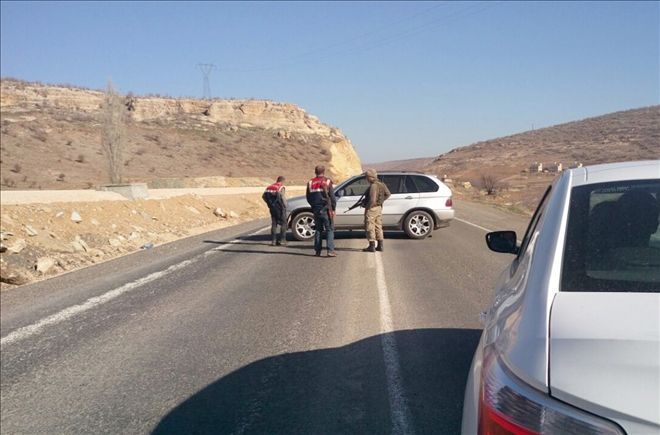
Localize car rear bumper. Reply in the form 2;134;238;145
433;209;454;229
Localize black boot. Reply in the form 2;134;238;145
363;241;376;252
271;236;277;246
376;240;384;251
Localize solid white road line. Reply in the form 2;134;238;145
1;227;270;348
455;217;522;244
0;259;196;348
454;217;494;233
375;252;414;435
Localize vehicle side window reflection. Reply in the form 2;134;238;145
518;186;552;258
380;175;403;194
342;177;369;197
412;175;439;192
563;180;660;292
404;176;418;193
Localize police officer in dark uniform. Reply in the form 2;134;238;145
262;176;288;246
306;165;337;257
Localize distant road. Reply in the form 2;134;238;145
0;201;529;434
0;186;308;205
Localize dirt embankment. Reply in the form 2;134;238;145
0;187;306;291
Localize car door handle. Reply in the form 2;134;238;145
405;196;414;199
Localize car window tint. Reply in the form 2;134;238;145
562;179;660;292
404;176;418;193
341;177;369;197
379;175;404;194
412;175;439;192
518;185;551;258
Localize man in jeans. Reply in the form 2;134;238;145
306;165;337;257
362;168;391;252
262;175;287;246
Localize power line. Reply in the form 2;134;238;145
335;1;499;58
216;1;499;74
217;2;454;73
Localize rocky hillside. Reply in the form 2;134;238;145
362;106;659;213
428;106;660;181
0;188;302;289
0;79;362;189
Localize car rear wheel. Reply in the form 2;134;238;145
404;210;433;239
291;212;316;241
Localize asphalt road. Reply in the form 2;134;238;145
1;201;530;434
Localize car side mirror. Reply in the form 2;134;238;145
336;189;344;198
486;231;518;254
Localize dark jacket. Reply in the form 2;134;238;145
262;182;287;220
306;176;336;214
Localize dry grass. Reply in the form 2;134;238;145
0;83;334;190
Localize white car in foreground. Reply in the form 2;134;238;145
462;160;660;434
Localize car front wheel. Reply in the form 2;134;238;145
404;210;433;239
291;212;316;241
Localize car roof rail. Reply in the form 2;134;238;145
373;170;427;174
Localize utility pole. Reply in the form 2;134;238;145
197;63;217;99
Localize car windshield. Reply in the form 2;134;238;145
561;179;660;292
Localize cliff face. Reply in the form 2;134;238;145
0;79;362;188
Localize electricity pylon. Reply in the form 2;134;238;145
197;63;217;99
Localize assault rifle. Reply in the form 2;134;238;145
344;192;366;213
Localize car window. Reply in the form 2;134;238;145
404;176;418;193
411;175;439;193
341;177;369;197
379;175;404;194
562;179;660;292
517;185;551;258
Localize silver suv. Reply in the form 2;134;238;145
287;171;455;241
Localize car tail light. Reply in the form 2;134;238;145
445;198;453;207
478;347;624;435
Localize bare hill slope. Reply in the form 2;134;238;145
428;106;659;181
0;79;362;190
363;157;435;172
365;106;658;213
424;106;659;212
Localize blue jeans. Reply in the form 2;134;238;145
314;211;335;253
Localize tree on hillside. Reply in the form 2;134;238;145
101;81;126;184
480;174;500;195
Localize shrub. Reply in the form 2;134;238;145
75;154;85;163
144;134;160;143
11;163;21;173
34;131;47;142
56;173;66;182
479;174;500;196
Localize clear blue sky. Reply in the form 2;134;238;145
2;1;658;163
